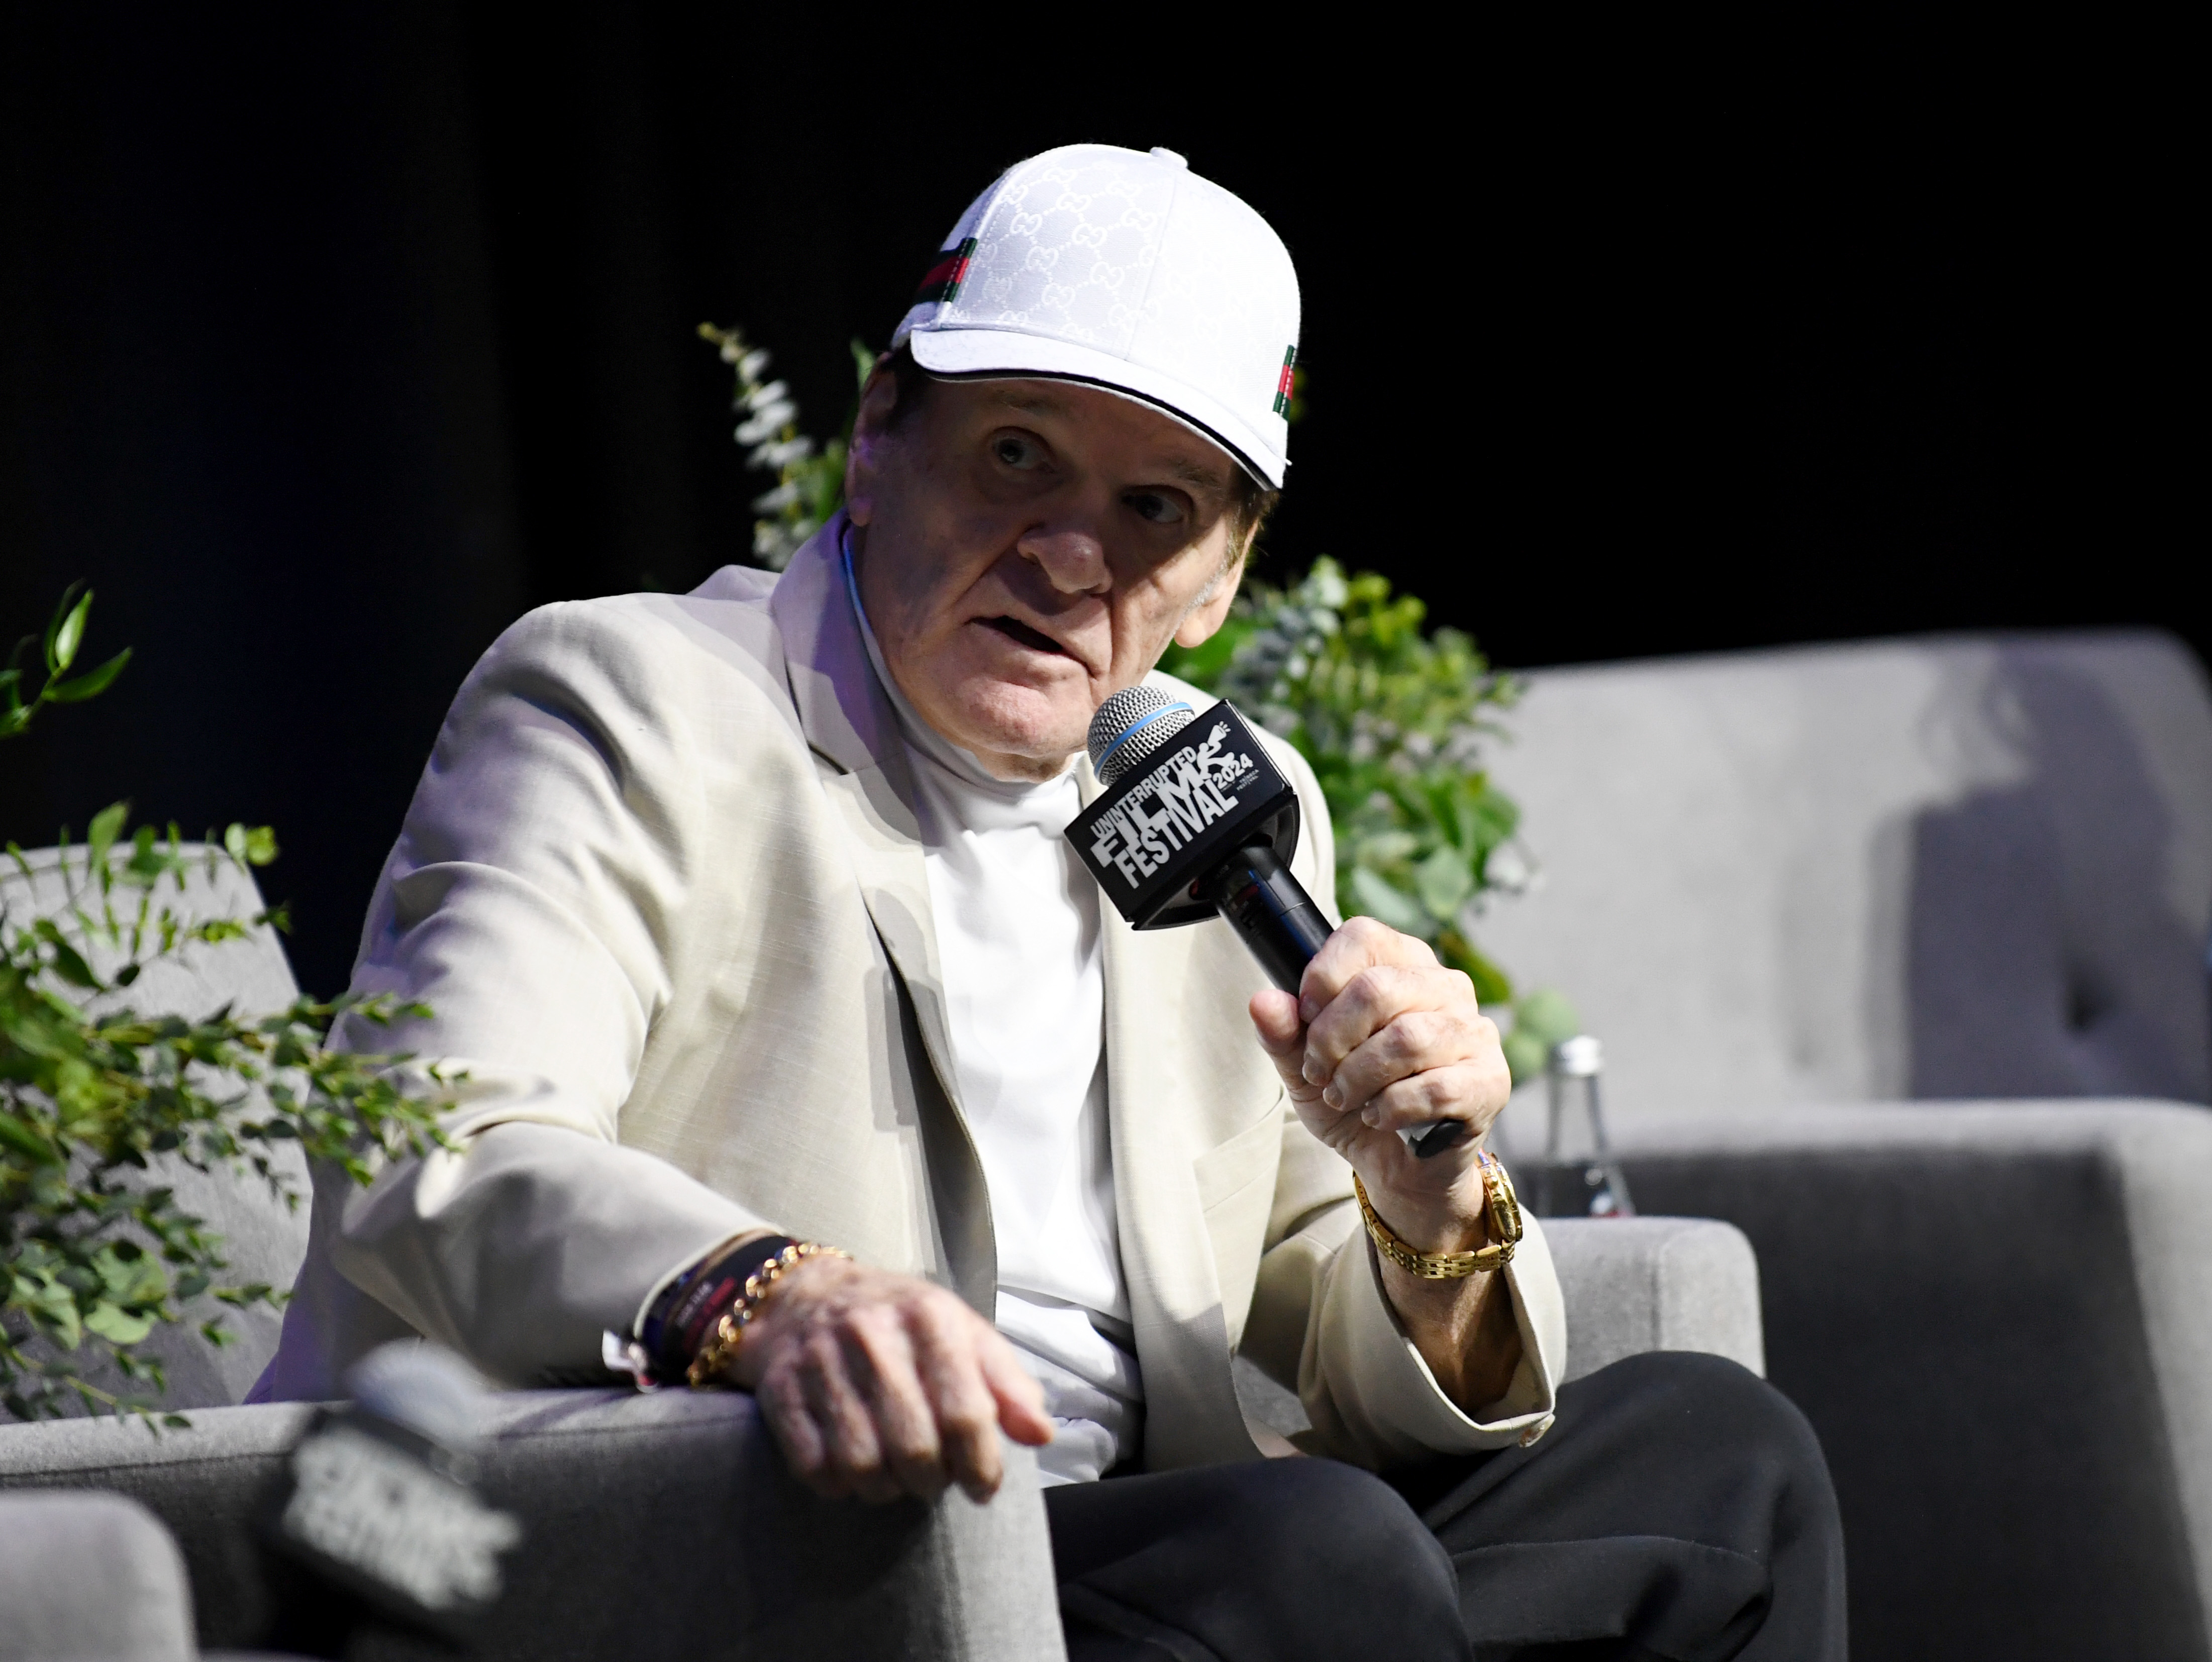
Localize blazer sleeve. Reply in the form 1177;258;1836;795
1242;739;1569;1469
316;599;771;1384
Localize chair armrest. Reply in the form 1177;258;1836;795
0;1389;1064;1662
1543;1216;1765;1382
1610;1099;2212;1659
0;1490;195;1661
1231;1214;1766;1439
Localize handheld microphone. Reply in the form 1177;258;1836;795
260;1342;522;1653
1068;686;1468;1160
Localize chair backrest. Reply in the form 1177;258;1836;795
1476;631;2212;1129
2;845;312;1407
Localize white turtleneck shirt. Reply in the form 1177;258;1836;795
842;538;1140;1486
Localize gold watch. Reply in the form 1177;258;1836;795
1355;1150;1524;1280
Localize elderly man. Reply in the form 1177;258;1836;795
258;145;1843;1658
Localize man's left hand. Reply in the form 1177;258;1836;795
1249;916;1513;1250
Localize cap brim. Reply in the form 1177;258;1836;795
907;327;1287;489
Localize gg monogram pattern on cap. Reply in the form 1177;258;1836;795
892;144;1301;488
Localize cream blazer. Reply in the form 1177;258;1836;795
255;522;1565;1471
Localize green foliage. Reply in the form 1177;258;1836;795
1162;559;1576;1079
699;324;877;571
2;587;455;1424
3;582;133;738
1500;987;1581;1089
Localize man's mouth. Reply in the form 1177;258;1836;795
981;615;1070;657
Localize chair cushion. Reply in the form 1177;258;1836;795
0;1490;195;1660
1477;631;2212;1125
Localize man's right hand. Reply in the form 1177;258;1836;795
725;1257;1053;1504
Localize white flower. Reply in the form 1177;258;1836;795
753;521;814;571
1481;843;1539;896
748;437;815;471
1304;565;1349;609
735;405;797;445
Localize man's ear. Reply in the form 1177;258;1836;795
843;364;903;529
1172;547;1246;648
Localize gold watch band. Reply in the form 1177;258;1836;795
1355;1150;1524;1280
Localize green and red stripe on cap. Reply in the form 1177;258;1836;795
914;238;979;306
1272;346;1297;416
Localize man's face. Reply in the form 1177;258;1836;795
845;370;1246;782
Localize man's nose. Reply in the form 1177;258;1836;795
1017;527;1111;596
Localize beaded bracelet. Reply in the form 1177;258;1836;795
642;1232;795;1378
686;1240;850;1389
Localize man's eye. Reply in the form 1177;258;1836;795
992;434;1042;469
1125;491;1187;526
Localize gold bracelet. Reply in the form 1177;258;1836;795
686;1240;850;1389
1355;1151;1524;1280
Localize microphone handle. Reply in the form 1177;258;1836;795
1203;843;1469;1160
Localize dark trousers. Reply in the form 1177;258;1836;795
1046;1352;1846;1662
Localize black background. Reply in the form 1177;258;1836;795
2;9;2195;996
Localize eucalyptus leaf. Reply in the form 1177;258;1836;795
1351;829;1420;868
88;801;130;868
1413;845;1474;920
83;1302;155;1346
27;1278;82;1350
1495;988;1581;1086
1512;988;1582;1052
44;583;89;675
1349;866;1431;934
33;920;101;990
223;821;281;868
48;648;132;703
1502;1028;1549;1086
0;1112;58;1164
1438;930;1515;1005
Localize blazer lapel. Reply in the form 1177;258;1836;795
770;522;995;1311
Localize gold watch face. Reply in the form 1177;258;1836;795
1484;1155;1527;1245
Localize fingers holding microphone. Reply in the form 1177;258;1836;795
1250;916;1514;1183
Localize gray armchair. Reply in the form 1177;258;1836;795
1;1390;1062;1661
1;842;1767;1659
1481;629;2212;1659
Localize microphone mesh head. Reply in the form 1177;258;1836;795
1088;686;1198;787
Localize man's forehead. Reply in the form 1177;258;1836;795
981;381;1236;491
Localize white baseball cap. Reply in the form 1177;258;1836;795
889;144;1301;489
